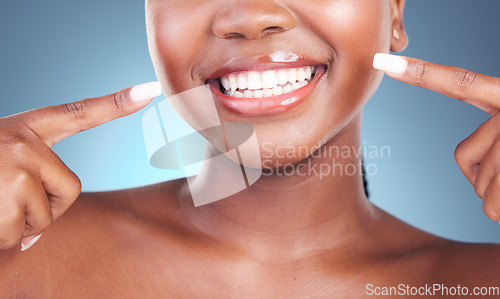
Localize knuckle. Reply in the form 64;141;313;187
483;201;500;222
25;204;53;233
474;181;486;199
0;169;35;191
111;91;127;113
0;133;32;155
70;173;82;199
12;169;33;185
474;184;484;198
454;140;478;178
0;208;24;249
0;204;24;224
409;60;429;84
0;236;19;249
453;68;477;97
62;101;87;131
38;211;54;230
24;198;53;233
74;174;82;193
482;174;500;221
454;141;466;165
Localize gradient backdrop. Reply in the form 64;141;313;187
1;0;499;243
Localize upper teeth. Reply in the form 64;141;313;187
219;66;316;98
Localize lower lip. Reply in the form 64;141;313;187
208;66;326;117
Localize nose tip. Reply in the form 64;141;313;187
212;1;296;40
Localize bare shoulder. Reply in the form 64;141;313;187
369;210;500;290
0;178;190;297
432;240;500;284
397;234;500;288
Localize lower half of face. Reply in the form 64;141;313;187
146;0;392;168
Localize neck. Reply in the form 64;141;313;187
179;114;381;262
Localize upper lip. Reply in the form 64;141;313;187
205;52;326;82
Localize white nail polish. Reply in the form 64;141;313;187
373;53;408;75
21;233;42;252
129;81;162;103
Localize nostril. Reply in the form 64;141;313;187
265;26;283;32
212;2;296;40
259;26;285;38
224;32;246;39
224;27;283;39
224;28;282;39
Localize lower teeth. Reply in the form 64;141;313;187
223;79;311;98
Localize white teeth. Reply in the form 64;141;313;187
263;88;273;97
305;67;312;80
273;86;283;96
238;81;310;98
221;77;230;90
219;65;317;98
247;71;262;90
228;74;238;91
287;68;298;84
244;90;253;98
297;67;307;81
253;90;264;98
237;73;247;90
282;84;293;94
276;69;288;85
262;70;277;89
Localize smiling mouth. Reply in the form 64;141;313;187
216;66;318;98
204;52;328;116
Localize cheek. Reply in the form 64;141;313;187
304;0;391;52
305;0;391;113
301;0;391;96
146;2;214;95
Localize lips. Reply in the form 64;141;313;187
205;53;327;117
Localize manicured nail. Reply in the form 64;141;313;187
21;233;42;252
129;81;162;103
373;53;408;75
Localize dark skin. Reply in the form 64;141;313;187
2;180;499;297
1;0;500;297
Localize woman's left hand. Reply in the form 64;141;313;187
373;53;500;222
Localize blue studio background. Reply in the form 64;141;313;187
1;0;499;243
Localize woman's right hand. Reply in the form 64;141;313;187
0;81;162;251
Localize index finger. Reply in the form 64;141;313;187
11;81;162;147
373;53;500;115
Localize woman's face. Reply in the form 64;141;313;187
145;0;405;167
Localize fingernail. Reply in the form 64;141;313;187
21;233;42;252
129;81;162;103
373;53;408;75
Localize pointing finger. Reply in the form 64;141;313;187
373;53;500;115
13;81;162;147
